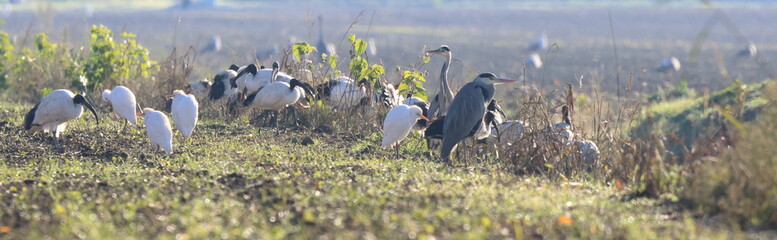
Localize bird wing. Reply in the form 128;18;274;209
111;87;137;124
145;112;173;153
382;106;415;147
441;83;488;159
32;91;75;126
172;96;199;138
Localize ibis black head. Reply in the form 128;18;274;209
232;64;258;88
73;94;99;125
272;61;280;70
229;64;239;71
357;78;369;86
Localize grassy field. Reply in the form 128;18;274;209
0;102;752;239
1;2;777;239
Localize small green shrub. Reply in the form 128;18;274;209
683;83;777;228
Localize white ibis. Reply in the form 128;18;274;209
101;86;138;130
136;108;173;154
326;76;368;108
168;90;199;139
382;104;429;157
486;120;529;145
208;64;239;101
242;79;315;126
23;89;99;148
233;62;279;97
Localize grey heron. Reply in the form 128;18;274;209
440;73;517;163
316;15;336;61
24;89;100;148
425;45;454;120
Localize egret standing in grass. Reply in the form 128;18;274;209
24;89;99;148
382;104;429;157
441;73;517;163
101;86;137;130
136;108;173;154
169;90;199;139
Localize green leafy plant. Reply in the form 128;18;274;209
81;25;156;92
0;20;14;90
397;70;427;101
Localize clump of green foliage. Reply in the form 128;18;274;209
683;82;777;229
0;20;13;90
81;25;156;91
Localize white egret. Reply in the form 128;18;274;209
101;86;138;130
168;90;199;139
136;108;173;154
382;104;430;157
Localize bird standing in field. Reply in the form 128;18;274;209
554;105;574;146
425;45;455;120
441;73;517;163
243;79;315;126
136;108;173;154
24;89;99;148
168;90;199;139
101;86;138;131
382;104;430;157
209;64;240;101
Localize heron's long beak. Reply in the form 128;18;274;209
425;49;443;54
495;78;519;84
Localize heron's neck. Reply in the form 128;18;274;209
440;55;452;95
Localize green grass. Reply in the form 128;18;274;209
0;102;752;239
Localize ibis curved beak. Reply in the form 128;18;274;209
74;94;100;125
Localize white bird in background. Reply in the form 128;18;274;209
368;38;377;56
525;52;543;69
24;89;99;148
101;86;138;129
526;33;548;53
572;140;600;166
200;35;222;53
242;79;315;126
486;120;529;145
657;57;681;73
382;104;430;157
136;108;173;154
326;76;368;108
186;79;212;101
737;42;758;58
169;90;199;139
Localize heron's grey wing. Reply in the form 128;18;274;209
427;94;440;119
441;83;487;159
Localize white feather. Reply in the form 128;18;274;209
140;108;173;154
171;90;199;138
382;104;425;148
104;86;137;125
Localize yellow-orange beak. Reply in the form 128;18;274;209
135;113;144;117
420;115;429;121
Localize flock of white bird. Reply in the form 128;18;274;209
22;39;603;164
